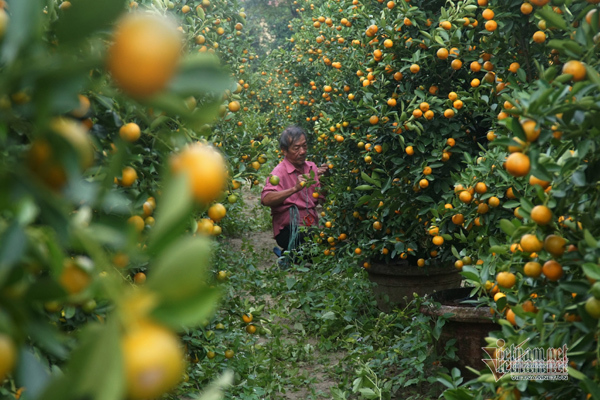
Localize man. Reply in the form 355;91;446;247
261;126;327;260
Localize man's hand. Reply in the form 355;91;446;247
317;163;328;176
293;175;307;192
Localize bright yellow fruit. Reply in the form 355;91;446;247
122;320;185;400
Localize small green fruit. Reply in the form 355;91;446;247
82;299;97;313
591;282;600;300
269;175;280;185
586;297;600;319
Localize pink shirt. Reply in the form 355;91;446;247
261;158;322;238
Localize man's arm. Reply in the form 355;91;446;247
261;176;305;207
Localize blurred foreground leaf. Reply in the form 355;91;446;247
194;370;234;400
54;0;126;46
147;173;194;256
168;53;232;97
39;319;124;400
152;286;220;330
147;236;211;301
1;0;45;64
15;348;51;400
0;222;26;285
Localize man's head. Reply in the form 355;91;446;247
280;125;308;168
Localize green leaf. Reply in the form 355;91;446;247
192;371;234;400
538;6;568;30
495;297;507;312
416;195;434;203
563;40;584;57
1;0;45;63
67;320;124;400
543;65;559;81
531;162;553;182
321;311;336;320
147;174;194;256
536;309;544;336
150;115;170;130
520;197;534;213
54;0;125;46
84;224;128;248
558;281;589;295
355;185;375;191
64;307;76;320
517;67;527;83
489;246;507;255
27;320;68;360
36;375;71;400
381;177;392;193
586;65;600;89
25;277;67;302
583;263;600;281
460;266;479;282
0;222;27;284
168;53;232;97
442;388;475;400
499;219;516;236
580;377;600;400
568;365;587;381
451;246;460;259
356;195;372;206
572;170;586;187
143;93;221;129
584;230;598;249
286;277;296;290
436;375;455;390
15;348;51;399
152;287;220;329
147;236;212;302
361;172;381;187
505;118;526;141
358;388;378;399
547;39;566;52
502;200;520;209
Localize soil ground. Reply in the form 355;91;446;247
226;188;345;399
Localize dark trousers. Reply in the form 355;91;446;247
275;225;308;252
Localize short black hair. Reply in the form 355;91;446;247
279;125;307;151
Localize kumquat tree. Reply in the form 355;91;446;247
2;0;600;399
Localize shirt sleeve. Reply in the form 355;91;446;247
261;168;281;203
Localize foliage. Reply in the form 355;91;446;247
174;236;455;400
0;0;261;398
250;0;600;398
243;0;298;55
3;0;600;399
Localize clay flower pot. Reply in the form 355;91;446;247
365;260;462;312
421;287;500;376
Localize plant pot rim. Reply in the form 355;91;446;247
420;288;496;323
365;260;458;277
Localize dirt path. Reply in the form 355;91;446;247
226;188;345;399
225;188;273;266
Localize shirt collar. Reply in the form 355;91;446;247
283;157;306;174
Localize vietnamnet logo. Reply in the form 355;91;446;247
482;338;569;381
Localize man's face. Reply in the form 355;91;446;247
283;135;307;168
